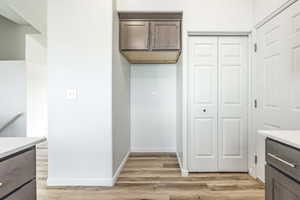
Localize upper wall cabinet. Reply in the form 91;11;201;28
151;21;181;50
120;21;150;50
119;12;182;64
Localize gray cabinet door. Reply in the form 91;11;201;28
120;21;149;50
4;180;36;200
151;21;181;50
266;165;300;200
0;149;35;199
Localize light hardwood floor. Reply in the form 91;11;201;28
36;145;265;200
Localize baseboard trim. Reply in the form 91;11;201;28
176;152;189;177
112;151;130;185
131;147;176;152
47;178;114;187
47;152;130;187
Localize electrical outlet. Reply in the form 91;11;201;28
66;89;77;100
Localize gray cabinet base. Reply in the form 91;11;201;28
266;165;300;200
4;180;36;200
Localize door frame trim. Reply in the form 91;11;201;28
188;31;251;36
185;31;254;175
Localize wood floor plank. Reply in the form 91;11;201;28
37;148;265;200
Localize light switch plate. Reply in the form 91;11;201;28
66;89;77;100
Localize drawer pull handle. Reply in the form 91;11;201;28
268;153;296;168
0;182;2;187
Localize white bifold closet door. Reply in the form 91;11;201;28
188;36;248;172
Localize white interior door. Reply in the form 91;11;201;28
188;36;248;172
218;37;248;172
255;16;284;181
285;1;300;129
188;36;218;172
254;0;300;182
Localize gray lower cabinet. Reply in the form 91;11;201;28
266;138;300;200
0;148;36;200
266;165;300;200
4;180;36;200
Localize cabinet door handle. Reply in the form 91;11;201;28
0;182;3;187
268;153;296;168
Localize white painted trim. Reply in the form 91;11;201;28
131;147;176;152
176;152;189;176
117;10;184;13
47;178;114;187
181;30;188;175
255;0;298;29
247;33;256;179
188;31;251;36
112;151;130;185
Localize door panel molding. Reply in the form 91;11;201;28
188;36;249;172
188;36;218;172
218;36;249;172
254;0;300;182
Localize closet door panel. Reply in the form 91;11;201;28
218;37;248;172
194;119;214;156
256;13;284;131
286;1;300;129
255;10;286;181
188;36;218;172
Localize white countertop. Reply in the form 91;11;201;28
259;130;300;149
0;137;46;159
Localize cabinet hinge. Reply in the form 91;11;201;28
254;99;258;109
254;43;258;52
254;155;258;165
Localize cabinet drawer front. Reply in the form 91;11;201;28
0;149;36;198
266;139;300;182
266;165;300;200
4;180;36;200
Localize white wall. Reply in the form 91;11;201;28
2;0;47;34
26;34;48;137
117;0;182;11
176;56;184;166
183;0;253;32
253;0;295;26
47;0;114;186
0;16;28;60
117;0;253;31
1;0;48;137
112;0;131;175
118;0;253;170
131;64;177;152
0;61;26;137
117;0;180;154
117;0;253;159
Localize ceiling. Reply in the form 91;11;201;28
0;1;28;25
